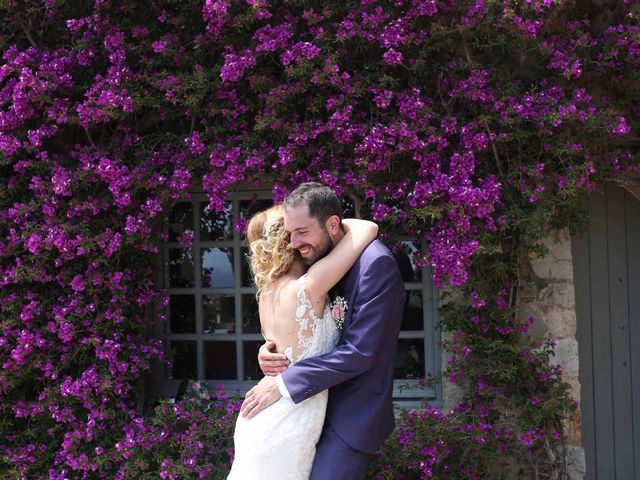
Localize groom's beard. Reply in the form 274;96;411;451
300;229;332;266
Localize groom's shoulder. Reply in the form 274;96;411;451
341;240;400;289
359;239;395;268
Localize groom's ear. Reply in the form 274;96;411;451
325;215;341;235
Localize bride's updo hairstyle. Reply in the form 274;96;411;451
246;204;298;296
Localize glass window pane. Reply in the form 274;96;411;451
394;339;425;380
241;247;253;287
394;241;423;282
167;340;197;380
203;294;236;334
168;202;194;242
204;342;237;379
239;199;272;238
168;248;195;288
169;295;196;333
200;201;233;241
401;290;424;331
242;295;261;334
243;341;263;381
201;247;235;288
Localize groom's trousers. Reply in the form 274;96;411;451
309;424;373;480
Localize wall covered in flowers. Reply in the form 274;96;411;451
0;0;638;478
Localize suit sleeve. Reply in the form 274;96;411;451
280;254;404;404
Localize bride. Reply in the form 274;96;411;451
227;204;378;480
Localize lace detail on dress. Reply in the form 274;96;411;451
293;274;340;363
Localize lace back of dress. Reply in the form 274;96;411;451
290;274;340;363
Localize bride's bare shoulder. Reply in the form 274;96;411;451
280;273;306;298
260;274;301;305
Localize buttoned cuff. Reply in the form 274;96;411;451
276;374;291;398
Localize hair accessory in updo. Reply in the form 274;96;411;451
262;220;284;239
246;204;298;297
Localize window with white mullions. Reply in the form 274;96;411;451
393;240;440;404
156;190;274;397
155;190;440;405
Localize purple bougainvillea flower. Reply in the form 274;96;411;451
70;274;85;292
383;48;403;65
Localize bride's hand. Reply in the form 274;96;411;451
258;341;289;376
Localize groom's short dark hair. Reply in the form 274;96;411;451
284;182;343;226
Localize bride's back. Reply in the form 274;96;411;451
258;272;303;357
258;270;336;365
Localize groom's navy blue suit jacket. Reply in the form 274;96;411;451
281;239;405;454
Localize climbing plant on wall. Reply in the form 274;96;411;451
0;0;638;478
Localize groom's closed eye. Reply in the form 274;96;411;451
290;230;307;245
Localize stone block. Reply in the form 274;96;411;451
561;410;583;445
544;307;577;339
539;282;576;310
440;332;466;410
551;337;580;380
442;378;465;412
567;444;586;480
570;409;582;445
531;315;552;339
518;282;578;339
517;303;549;337
517;282;540;303
530;231;575;281
565;378;581;406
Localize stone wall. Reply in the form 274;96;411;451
518;229;585;479
441;229;585;478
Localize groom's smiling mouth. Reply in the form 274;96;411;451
299;246;312;255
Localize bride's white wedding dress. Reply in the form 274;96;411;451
228;274;340;480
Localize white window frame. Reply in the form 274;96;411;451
393;247;441;408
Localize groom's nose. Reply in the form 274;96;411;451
290;233;301;249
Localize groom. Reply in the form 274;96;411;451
240;182;405;480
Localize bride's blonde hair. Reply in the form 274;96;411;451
246;204;298;296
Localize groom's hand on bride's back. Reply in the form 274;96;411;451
258;341;289;376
